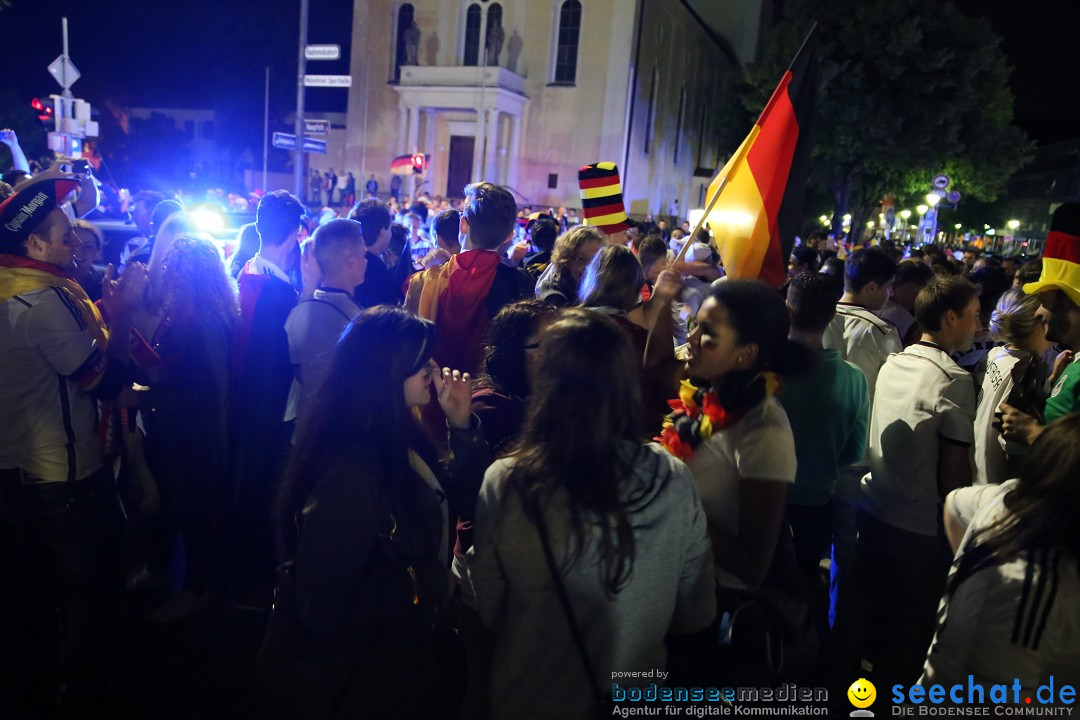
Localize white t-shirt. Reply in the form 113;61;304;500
823;303;903;407
920;481;1080;692
688;396;797;588
862;342;976;537
284;289;361;427
974;346;1026;486
0;286;105;482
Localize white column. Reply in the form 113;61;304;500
472;108;485;183
484;110;499;183
407;105;420;197
507;113;522;193
423;110;437;197
398;105;408;153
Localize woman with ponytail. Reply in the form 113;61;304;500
668;279;812;590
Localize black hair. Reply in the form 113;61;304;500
914;275;979;332
529;218;559;252
893;258;934;288
970;266;1011;318
463;182;517;250
704;279;813;411
845;247;898;292
432;209;461;249
481;299;559;398
819;256;846;300
150;199;185;237
348;198;393;247
790;246;820;272
787;271;839;333
255;190;304;247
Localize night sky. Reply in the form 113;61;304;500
2;0;1078;155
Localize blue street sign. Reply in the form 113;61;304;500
272;132;326;154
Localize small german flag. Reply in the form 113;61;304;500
578;162;634;235
706;25;818;287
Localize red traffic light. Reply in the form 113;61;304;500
412;154;424;169
31;97;54;124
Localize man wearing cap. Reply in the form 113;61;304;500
1000;202;1080;444
0;176;147;715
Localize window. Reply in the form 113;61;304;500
548;173;558;189
394;4;415;82
644;66;658;155
464;4;482;66
553;0;581;84
674;85;686;165
485;3;502;65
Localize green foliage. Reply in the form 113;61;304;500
737;0;1032;239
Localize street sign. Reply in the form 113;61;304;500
932;174;950;190
272;132;297;150
303;75;352;88
947;190;962;204
305;119;330;136
305;45;341;61
271;132;326;154
47;55;80;89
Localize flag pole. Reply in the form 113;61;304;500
674;22;818;267
673;132;754;264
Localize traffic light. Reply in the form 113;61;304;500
412;153;426;173
32;97;55;126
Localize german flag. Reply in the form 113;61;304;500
578;162;633;235
706;26;818;287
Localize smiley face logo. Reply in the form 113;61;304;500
847;678;876;709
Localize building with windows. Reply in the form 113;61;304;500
338;0;763;216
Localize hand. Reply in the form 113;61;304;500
509;243;528;265
300;239;322;294
651;269;684;304
101;262;148;319
433;367;472;430
997;402;1043;446
1050;350;1075;386
0;129;16;147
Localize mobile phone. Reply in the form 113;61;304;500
72;159;91;177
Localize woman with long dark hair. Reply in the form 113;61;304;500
142;233;238;622
471;298;559;457
259;306;486;719
921;413;1080;690
466;309;716;719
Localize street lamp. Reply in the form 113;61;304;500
917;204;929;216
819;215;830;226
1007;219;1020;231
954;223;962;230
900;209;912;221
926;193;941;207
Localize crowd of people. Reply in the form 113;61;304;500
1;155;1079;720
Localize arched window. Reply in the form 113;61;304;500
394;3;415;82
484;3;503;66
463;4;482;66
674;85;687;164
553;0;581;84
644;65;658;154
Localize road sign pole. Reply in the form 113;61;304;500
61;18;72;100
294;0;309;200
263;66;269;192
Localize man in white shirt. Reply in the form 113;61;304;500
286;219;367;429
833;275;981;690
878;259;934;346
821;247;901;625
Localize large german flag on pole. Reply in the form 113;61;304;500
704;25;818;287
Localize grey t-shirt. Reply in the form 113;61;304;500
284;289;361;427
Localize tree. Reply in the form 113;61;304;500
735;0;1032;243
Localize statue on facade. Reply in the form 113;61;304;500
404;21;420;66
506;29;523;73
486;20;504;67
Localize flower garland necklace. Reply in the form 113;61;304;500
657;373;781;461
